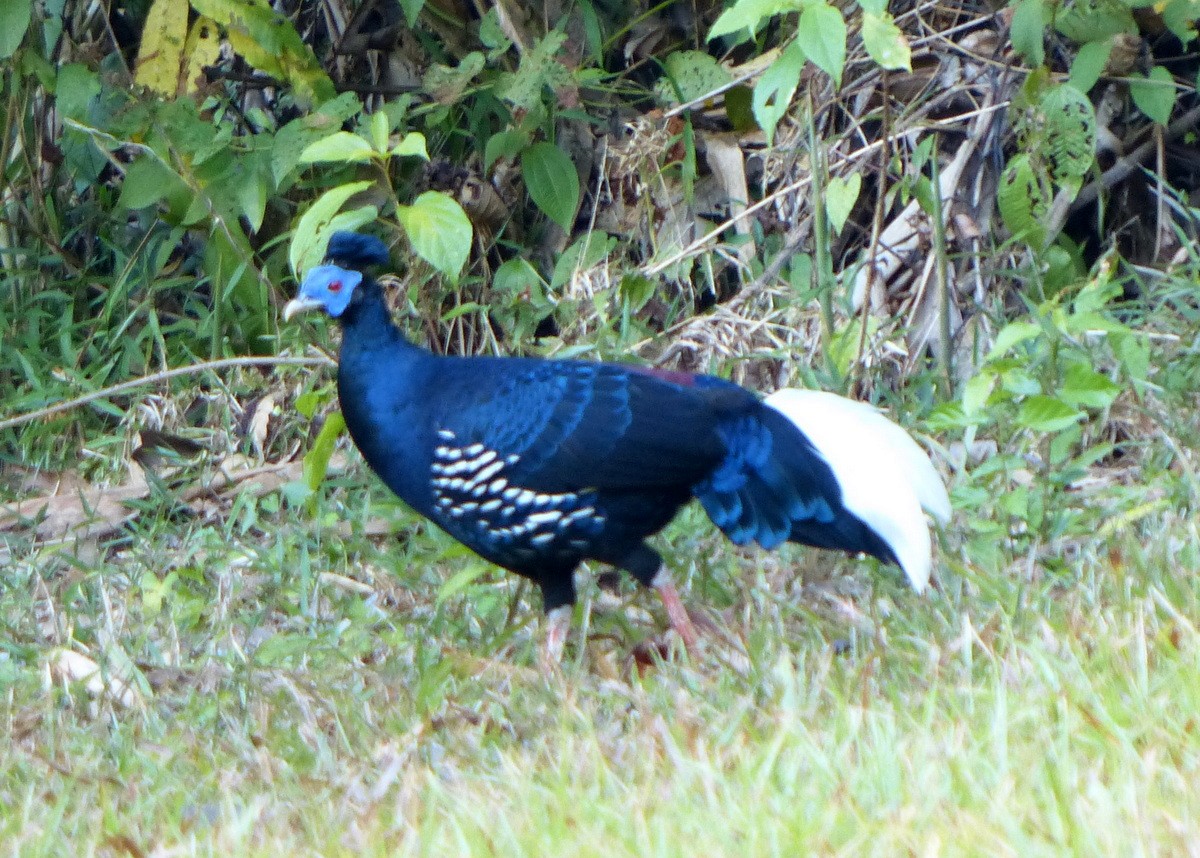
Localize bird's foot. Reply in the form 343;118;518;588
653;578;700;654
539;605;572;672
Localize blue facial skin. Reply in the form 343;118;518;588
296;265;363;317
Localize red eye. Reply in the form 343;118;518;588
327;280;343;292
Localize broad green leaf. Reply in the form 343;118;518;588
423;52;485;104
1039;85;1096;183
0;0;32;60
962;372;996;416
1130;66;1175;125
1068;39;1112;93
396;191;472;279
56;63;100;120
271;92;361;184
1060;363;1121;408
484;130;527;169
522;142;580;233
391;132;429;160
234;164;268;232
753;41;805;146
294;391;323;419
657;50;733;105
494;32;569;112
324;205;380;243
798;3;846;86
1011;0;1046;67
299;131;376;164
861;12;911;71
493;258;544;296
709;0;799;41
825;174;861;235
291;180;373;275
1162;0;1198;42
998;154;1051;248
134;0;187;95
1018;395;1084;432
987;320;1043;360
118;156;187;210
1001;368;1041;397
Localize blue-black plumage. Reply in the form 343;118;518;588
284;231;950;663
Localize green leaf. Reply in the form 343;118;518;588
825;174;861;235
551;231;617;290
1130;66;1176;125
485;130;528;170
1018;395;1084;432
134;0;188;95
962;372;996;416
521;142;580;233
1060;363;1121;408
303;411;346;493
657;50;733;105
294;391;323;419
709;0;799;42
1039;84;1096;183
271;93;362;184
1011;0;1046;67
798;2;846;86
1068;40;1112;94
55;64;101;120
861;12;911;71
190;0;335;107
118;156;187;210
396;191;473;279
753;41;805;146
987;320;1043;361
192;0;336;108
493;258;544;296
0;0;30;59
290;180;373;276
390;132;429;160
299;131;376;164
234;168;268;232
369;110;389;153
998;153;1051;248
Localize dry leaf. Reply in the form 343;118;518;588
246;394;275;460
0;462;149;543
45;648;139;709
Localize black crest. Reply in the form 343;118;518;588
325;231;390;269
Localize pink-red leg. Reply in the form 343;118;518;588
652;571;699;654
539;605;572;671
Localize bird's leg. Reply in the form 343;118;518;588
651;567;699;653
540;605;572;671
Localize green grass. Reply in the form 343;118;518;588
2;473;1199;855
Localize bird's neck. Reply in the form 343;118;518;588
338;279;417;357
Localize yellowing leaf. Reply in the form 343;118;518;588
181;16;222;95
134;0;188;95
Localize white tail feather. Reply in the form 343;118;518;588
764;389;950;592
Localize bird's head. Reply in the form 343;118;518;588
283;232;390;321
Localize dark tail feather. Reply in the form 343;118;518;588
694;405;897;566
